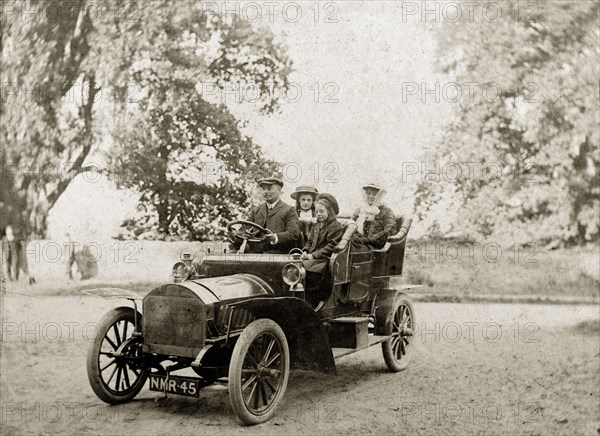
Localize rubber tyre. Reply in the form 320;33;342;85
228;318;290;425
87;307;147;404
382;294;415;372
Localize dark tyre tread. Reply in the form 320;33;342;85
382;294;415;372
87;307;147;404
228;318;290;425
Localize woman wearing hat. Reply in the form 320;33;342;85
301;193;344;305
291;185;318;247
351;183;397;250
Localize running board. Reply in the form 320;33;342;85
332;334;390;359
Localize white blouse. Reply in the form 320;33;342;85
299;210;313;219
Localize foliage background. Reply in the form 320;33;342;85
415;1;599;246
1;0;290;241
1;1;598;247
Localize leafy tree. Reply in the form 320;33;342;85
416;1;599;245
1;1;98;236
112;90;279;240
1;0;290;239
108;9;290;240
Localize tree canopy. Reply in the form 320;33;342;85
1;0;291;239
416;1;599;245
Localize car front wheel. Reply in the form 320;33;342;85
86;307;148;404
228;318;290;425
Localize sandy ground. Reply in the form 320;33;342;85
0;294;598;436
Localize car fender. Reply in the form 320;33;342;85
83;288;143;333
374;289;415;336
230;297;337;376
82;287;143;300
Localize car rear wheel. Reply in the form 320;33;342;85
382;294;415;372
87;307;148;404
228;318;290;425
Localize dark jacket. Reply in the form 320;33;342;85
352;204;397;249
248;200;300;253
302;219;344;273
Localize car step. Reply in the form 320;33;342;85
332;335;390;359
328;316;370;324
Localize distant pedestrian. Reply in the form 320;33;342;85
65;233;99;280
65;233;76;279
3;224;35;285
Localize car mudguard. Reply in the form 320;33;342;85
374;289;403;336
82;287;143;300
230;297;337;376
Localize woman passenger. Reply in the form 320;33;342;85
291;185;318;248
351;183;396;250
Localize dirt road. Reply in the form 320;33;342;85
1;294;598;435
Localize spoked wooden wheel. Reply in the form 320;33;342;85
87;307;148;403
382;294;415;372
228;319;290;425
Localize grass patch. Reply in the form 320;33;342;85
571;319;600;335
402;241;599;300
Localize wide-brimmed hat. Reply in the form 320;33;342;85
362;182;383;192
315;193;339;216
290;185;318;200
257;177;284;188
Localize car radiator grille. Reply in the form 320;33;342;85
143;295;206;358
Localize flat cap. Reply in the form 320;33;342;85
257;177;284;188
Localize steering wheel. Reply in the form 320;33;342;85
226;220;273;243
288;248;304;260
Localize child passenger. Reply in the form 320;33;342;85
291;185;318;247
301;193;343;301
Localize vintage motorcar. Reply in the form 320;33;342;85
85;216;416;425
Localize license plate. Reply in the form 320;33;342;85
148;374;201;398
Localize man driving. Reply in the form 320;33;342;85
231;177;300;254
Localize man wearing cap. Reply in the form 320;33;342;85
243;177;300;254
350;182;397;250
